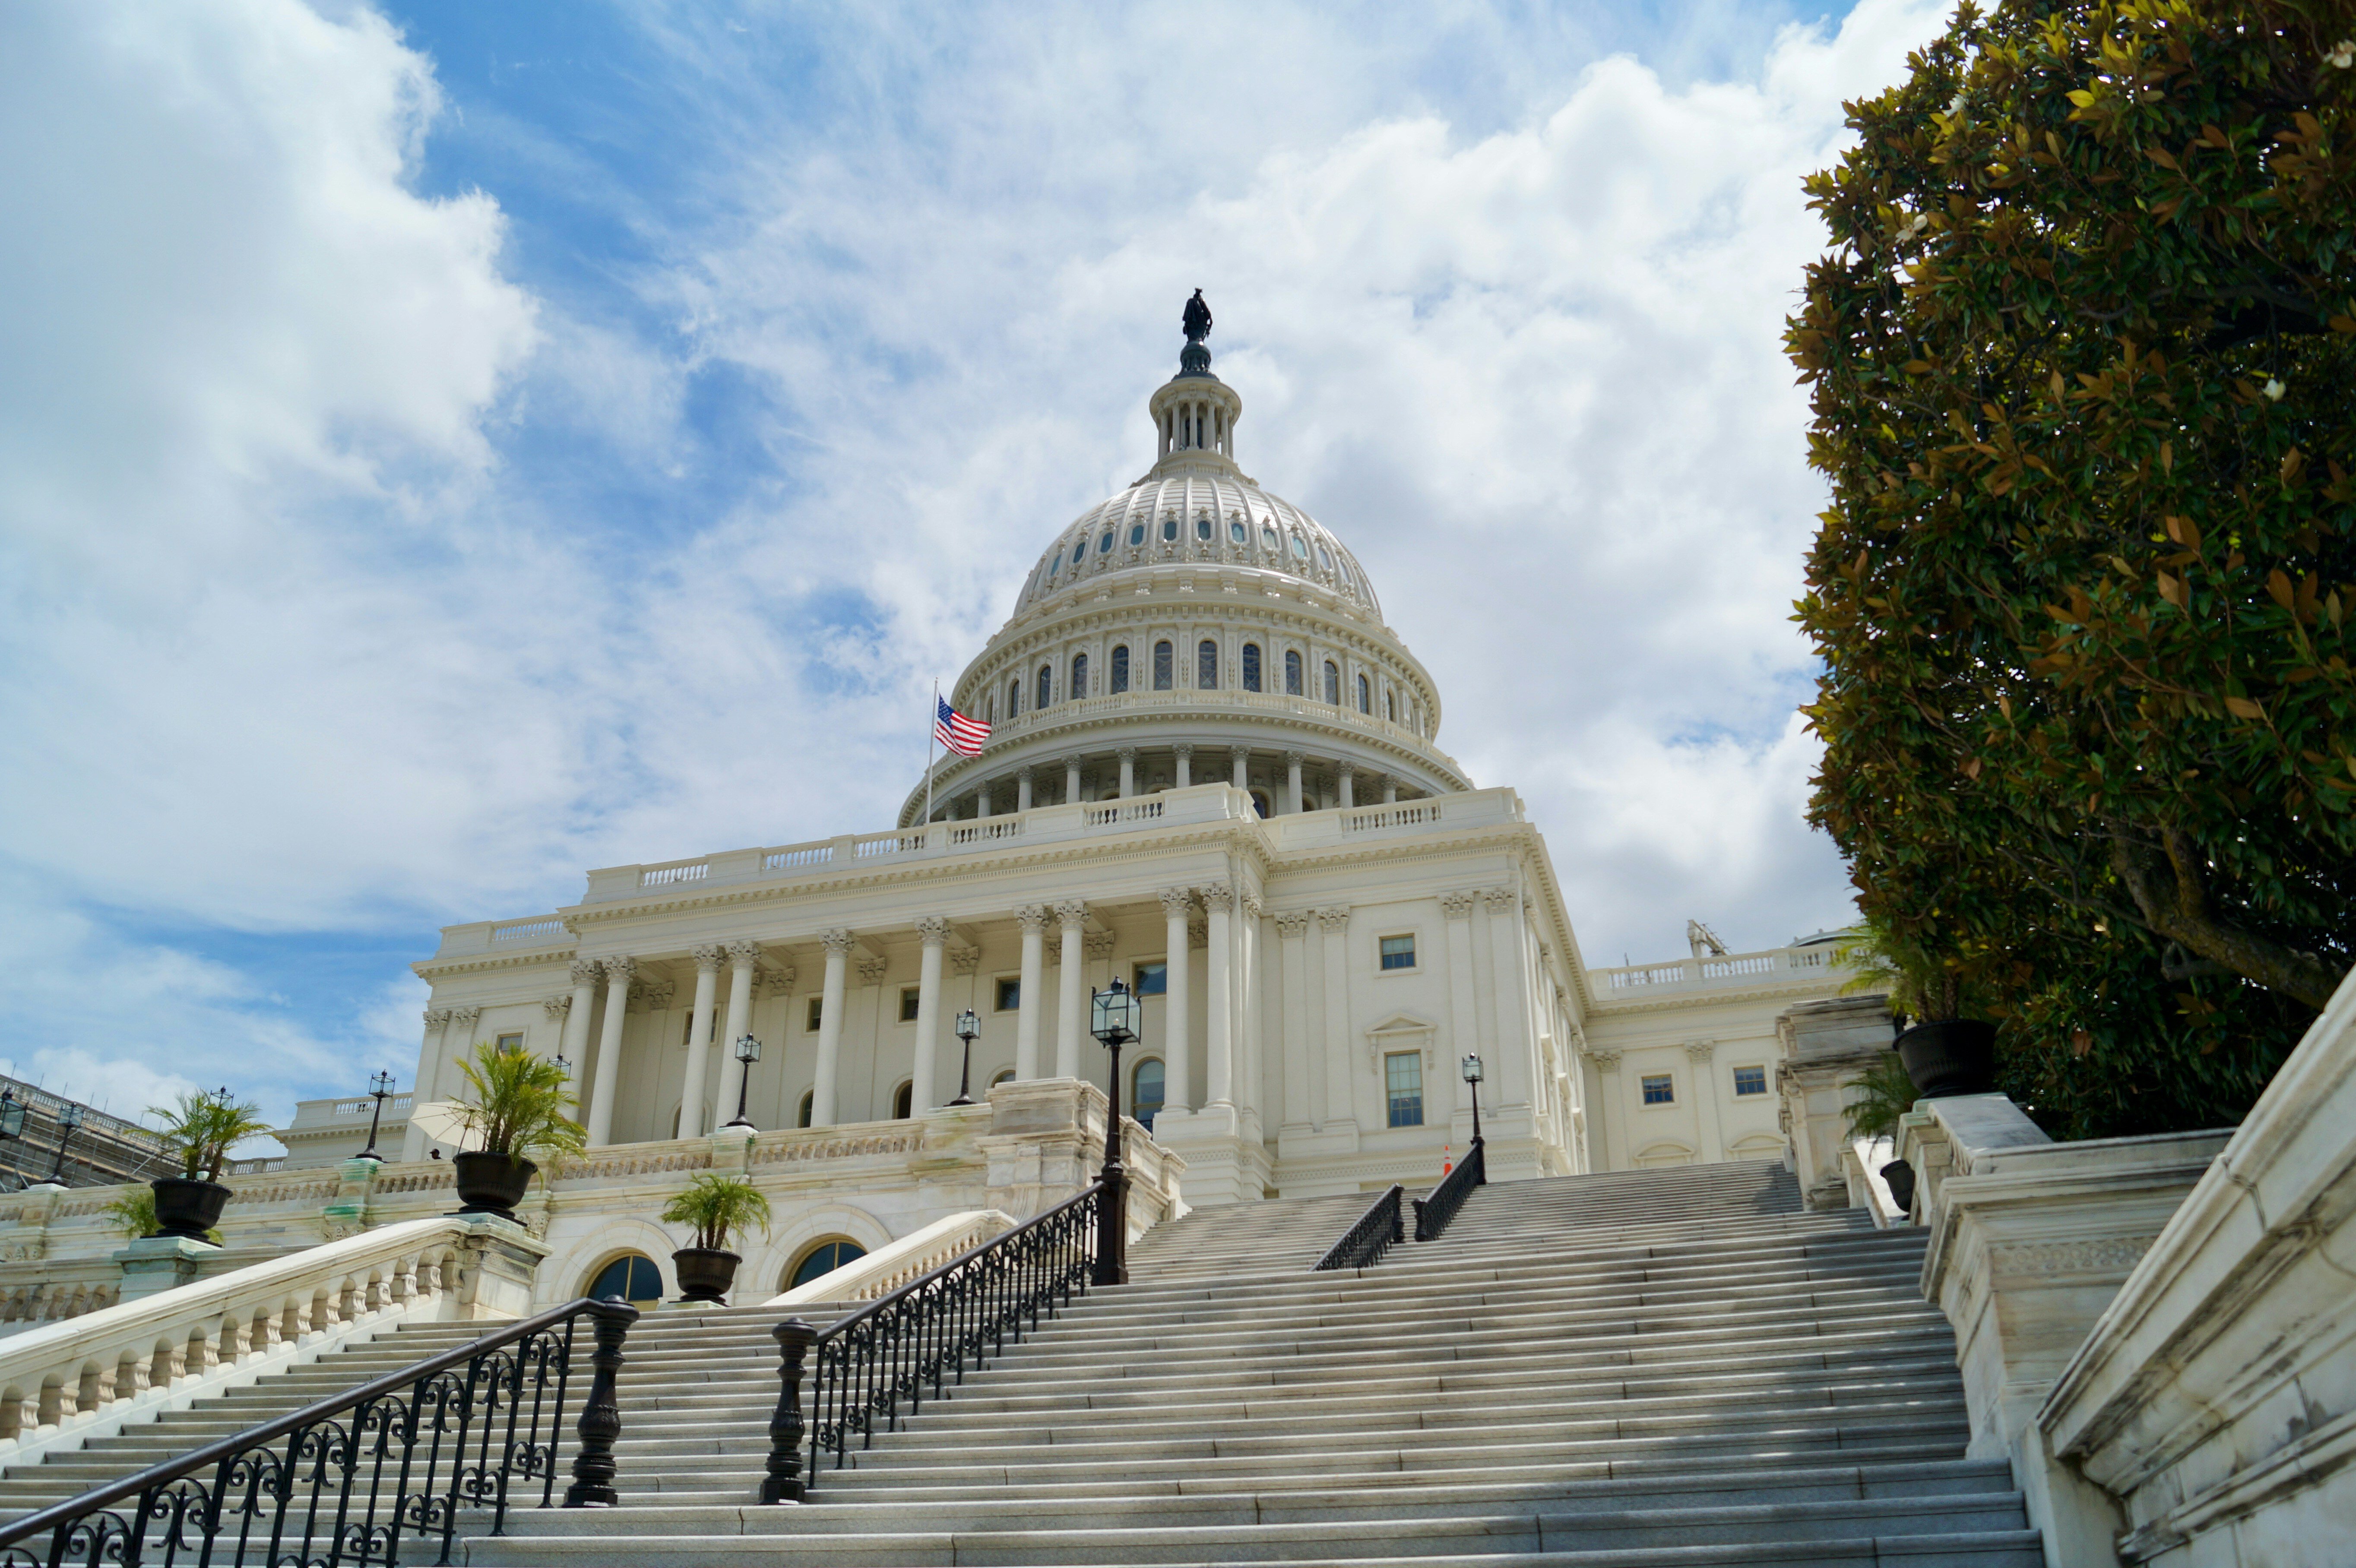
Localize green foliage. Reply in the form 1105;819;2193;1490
1843;1053;1927;1142
148;1088;272;1182
1833;911;1975;1021
1788;0;2356;1133
454;1042;587;1160
104;1187;223;1246
659;1174;772;1253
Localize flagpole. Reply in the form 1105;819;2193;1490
924;680;940;825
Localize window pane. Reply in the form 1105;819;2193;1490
1230;519;1246;543
1261;524;1278;549
797;1091;813;1128
1129;523;1145;546
996;977;1021;1010
1641;1074;1675;1105
1196;515;1212;540
1733;1066;1768;1097
1133;961;1167;996
1133;1059;1165;1131
1162;516;1177;541
1008;678;1021;717
790;1239;866;1289
1318;545;1333;569
893;1082;912;1118
1071;653;1088;699
1153;641;1172;690
1291;535;1308;559
899;987;921;1022
1197;640;1218;689
1324;661;1340;705
807;998;823;1031
1241;643;1261;692
1357;673;1371;712
1110;645;1130;693
1385;1052;1424;1128
495;1032;524;1050
1379;935;1416;971
1099;531;1114;554
1285;650;1302;695
1038;666;1052;709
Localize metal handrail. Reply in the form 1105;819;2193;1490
1312;1185;1404;1271
1412;1136;1486;1242
0;1295;637;1568
761;1182;1105;1501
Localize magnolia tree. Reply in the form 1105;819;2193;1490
1789;0;2355;1135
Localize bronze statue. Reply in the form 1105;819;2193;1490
1182;289;1212;344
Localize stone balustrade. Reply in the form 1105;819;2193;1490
770;1208;1016;1306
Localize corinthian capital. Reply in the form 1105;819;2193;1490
1158;887;1194;919
821;928;856;956
543;995;572;1020
600;955;637;985
727;939;764;970
691;944;726;974
916;916;951;948
1198;881;1237;914
1440;891;1478;921
1015;904;1051;935
1274;911;1311;939
1056;899;1089;930
1316;904;1352;931
569;958;602;988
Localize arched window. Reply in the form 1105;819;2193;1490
991;1068;1016;1087
985;693;996;724
1129;522;1145;546
588;1254;662;1306
1248;789;1271;818
1324;661;1341;705
1317;545;1333;570
1109;645;1130;693
1153;641;1173;691
1161;515;1178;542
1195;514;1212;541
1007;677;1022;718
787;1238;867;1290
797;1090;814;1129
1261;524;1278;550
1197;640;1219;689
1036;664;1052;710
1284;650;1303;695
1133;1059;1166;1131
1229;519;1247;544
1098;530;1114;554
1241;643;1262;692
1070;652;1088;700
1387;690;1397;722
892;1081;913;1119
1291;534;1308;560
1357;673;1371;713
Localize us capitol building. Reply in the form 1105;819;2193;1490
321;297;1848;1265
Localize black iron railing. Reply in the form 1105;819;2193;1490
1412;1136;1485;1242
762;1181;1105;1500
1313;1184;1404;1271
0;1296;638;1568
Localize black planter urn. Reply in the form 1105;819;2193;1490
451;1151;537;1221
1895;1019;1999;1098
1879;1159;1918;1215
672;1248;742;1304
150;1177;231;1243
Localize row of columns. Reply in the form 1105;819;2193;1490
952;745;1403;820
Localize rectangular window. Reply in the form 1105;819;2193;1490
1732;1065;1768;1097
1378;934;1416;971
899;986;922;1023
806;997;823;1032
1242;643;1262;692
1134;961;1167;996
1640;1073;1675;1106
1110;645;1130;693
494;1031;524;1050
995;976;1022;1012
1385;1052;1425;1128
1153;641;1173;690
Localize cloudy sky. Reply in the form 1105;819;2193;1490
0;0;1950;1137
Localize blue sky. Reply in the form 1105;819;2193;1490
0;0;1953;1140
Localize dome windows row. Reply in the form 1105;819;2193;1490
1028;495;1368;608
982;636;1416;732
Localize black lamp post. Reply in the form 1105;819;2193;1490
1089;979;1140;1286
357;1070;396;1162
1461;1053;1485;1145
44;1103;86;1186
724;1034;762;1129
949;1010;980;1106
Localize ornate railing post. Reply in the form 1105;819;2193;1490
762;1318;817;1504
1092;1147;1128;1287
561;1298;638;1506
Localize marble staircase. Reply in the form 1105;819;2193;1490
456;1160;2041;1566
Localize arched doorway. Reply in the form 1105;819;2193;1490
587;1254;663;1307
785;1237;867;1291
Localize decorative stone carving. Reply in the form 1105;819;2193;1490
1440;892;1478;920
599;956;636;984
856;958;889;986
1172;743;1194;760
1316;905;1351;931
446;1007;481;1033
636;982;674;1012
1014;904;1051;935
726;939;763;969
1684;1039;1717;1062
1274;910;1311;939
1481;887;1518;914
1589;1050;1623;1071
542;996;572;1021
1084;932;1116;959
947;949;982;977
761;967;798;997
1199;881;1237;913
569;958;602;987
1116;746;1138;762
821;929;856;956
1188;919;1209;949
691;944;726;974
1157;887;1193;919
915;917;951;948
1241;891;1264;918
423;1008;450;1030
1056;899;1088;930
1987;1237;2158;1278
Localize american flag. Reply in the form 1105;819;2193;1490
935;695;989;757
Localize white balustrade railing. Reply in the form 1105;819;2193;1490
0;1216;481;1464
640;860;709;888
491;918;567;942
1592;943;1841;995
1340;801;1441;832
766;1210;1015;1308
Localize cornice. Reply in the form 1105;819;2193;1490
413;946;580;982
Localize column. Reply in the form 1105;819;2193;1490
586;958;634;1146
680;946;724;1140
978;780;994;816
1317;906;1353;1125
1014;905;1048;1079
1230;745;1250;790
1441;893;1480;1128
1117;747;1137;799
811;931;853;1126
1016;767;1034;812
1239;892;1264;1121
1158;889;1193;1111
1687;1040;1724;1160
1064;754;1083;803
715;940;760;1127
1590;1050;1625;1169
1203;882;1235;1106
912;918;948;1110
440;1007;481;1097
1483;887;1533;1113
402;1009;451;1160
1285;750;1305;814
1054;900;1087;1080
1173;744;1192;789
560;960;598;1078
1276;914;1311;1127
1338;769;1355;809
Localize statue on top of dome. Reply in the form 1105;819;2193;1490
1182;289;1213;344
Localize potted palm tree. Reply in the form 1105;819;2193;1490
1842;1052;1925;1213
660;1173;772;1304
1832;916;1996;1098
449;1040;586;1221
147;1088;270;1243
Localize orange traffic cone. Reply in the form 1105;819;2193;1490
1441;1143;1453;1176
